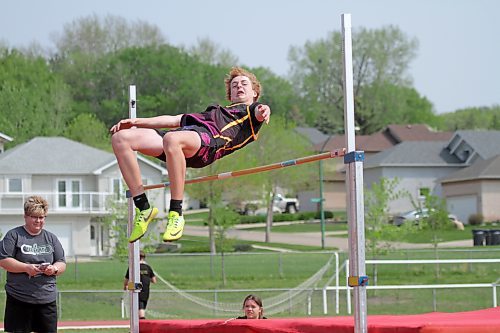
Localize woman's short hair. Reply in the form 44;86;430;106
24;195;49;217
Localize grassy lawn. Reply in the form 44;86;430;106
0;246;495;331
5;211;495;330
184;209;497;245
250;221;348;233
174;235;330;252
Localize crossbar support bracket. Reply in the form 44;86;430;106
127;281;143;292
348;276;369;287
344;151;365;164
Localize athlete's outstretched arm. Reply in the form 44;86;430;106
254;104;271;124
110;114;183;134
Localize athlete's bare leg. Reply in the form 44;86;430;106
111;128;164;197
162;131;201;200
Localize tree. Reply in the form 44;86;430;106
241;116;315;242
187;37;239;67
412;193;451;279
64;113;111;151
364;177;409;285
101;198;159;261
52;14;166;57
437;105;500;131
212;204;239;286
0;48;74;147
358;82;437;133
288;25;426;134
252;67;305;123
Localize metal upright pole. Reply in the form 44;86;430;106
341;14;368;333
127;85;141;333
319;160;326;249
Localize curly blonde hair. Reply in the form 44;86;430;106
24;195;49;217
224;67;261;102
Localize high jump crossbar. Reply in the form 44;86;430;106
141;149;345;192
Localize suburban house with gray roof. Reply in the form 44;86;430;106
0;137;168;257
310;124;454;213
0;132;13;154
364;130;500;223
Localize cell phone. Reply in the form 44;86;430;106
38;263;50;270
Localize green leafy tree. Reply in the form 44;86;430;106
357;82;437;133
187;37;239;67
53;14;166;56
288;25;433;134
415;194;451;248
101;198;159;261
64;113;111;151
252;67;304;122
0;48;74;147
213;204;239;286
364;177;409;285
54;44;227;129
241;116;315;242
409;193;451;279
437;105;500;131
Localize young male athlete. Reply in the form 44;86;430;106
110;67;271;243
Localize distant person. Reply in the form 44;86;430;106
0;195;66;333
110;67;271;243
124;251;157;319
237;294;267;319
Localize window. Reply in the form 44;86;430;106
418;187;430;198
112;178;125;200
8;178;22;192
57;179;81;208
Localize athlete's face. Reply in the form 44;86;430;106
230;75;257;105
243;299;262;319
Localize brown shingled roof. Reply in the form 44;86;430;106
384;124;453;143
314;124;453;153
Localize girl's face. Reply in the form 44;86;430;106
243;299;262;319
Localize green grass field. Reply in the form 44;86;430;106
2;215;499;332
0;245;497;326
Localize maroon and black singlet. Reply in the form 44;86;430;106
155;102;264;168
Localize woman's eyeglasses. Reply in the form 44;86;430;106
28;215;46;221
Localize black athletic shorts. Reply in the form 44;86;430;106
139;300;148;310
154;125;224;168
4;293;58;333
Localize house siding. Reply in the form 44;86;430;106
482;180;500;221
365;166;457;214
442;179;500;222
0;137;168;257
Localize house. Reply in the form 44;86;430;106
312;124;453;212
0;137;168;257
439;131;500;223
363;140;462;213
0;132;13;154
364;130;500;223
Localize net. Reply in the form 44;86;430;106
123;254;335;319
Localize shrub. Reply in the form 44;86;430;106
233;243;253;252
468;213;484;226
236;211;338;224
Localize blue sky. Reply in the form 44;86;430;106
1;0;499;114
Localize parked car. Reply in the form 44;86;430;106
393;208;462;228
393;208;430;226
241;194;299;215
